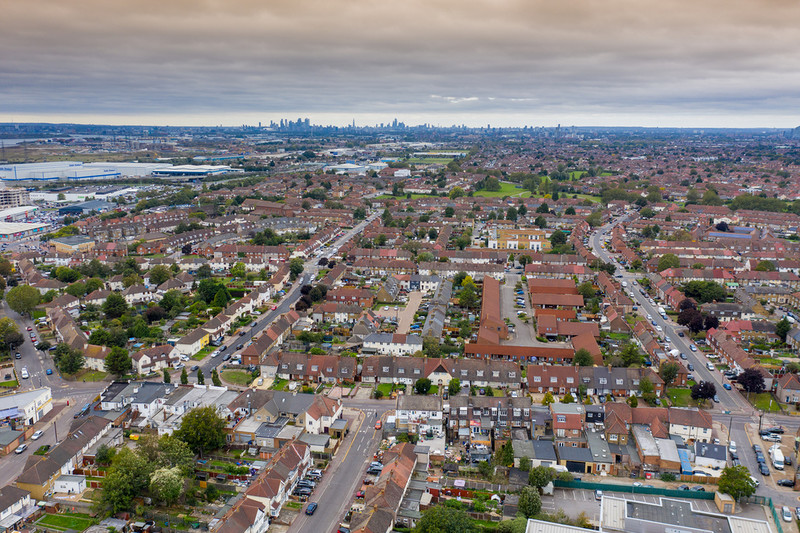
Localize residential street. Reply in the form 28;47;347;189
287;397;393;533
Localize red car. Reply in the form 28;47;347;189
374;420;382;430
26;327;32;331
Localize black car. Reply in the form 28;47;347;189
767;426;785;434
293;487;312;496
756;451;766;463
729;450;738;460
236;344;244;350
778;479;796;487
760;463;770;476
687;364;694;371
678;332;685;337
753;444;762;454
222;354;231;361
14;353;21;359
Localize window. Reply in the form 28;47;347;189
296;364;303;370
533;376;541;382
414;369;420;374
632;380;639;386
566;377;574;384
398;368;405;374
550;376;558;383
367;366;374;372
311;365;318;372
583;377;590;384
509;371;516;378
477;370;484;377
382;367;390;372
557;415;566;423
616;379;623;385
492;371;499;377
461;370;468;377
599;378;607;385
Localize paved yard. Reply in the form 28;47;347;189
396;291;423;334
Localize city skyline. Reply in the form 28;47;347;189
2;0;800;128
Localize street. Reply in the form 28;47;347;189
287;398;392;533
590;215;800;510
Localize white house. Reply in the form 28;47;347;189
694;442;728;471
173;328;210;357
395;395;443;436
53;474;86;495
0;388;52;426
668;408;714;443
362;333;423;356
302;396;343;435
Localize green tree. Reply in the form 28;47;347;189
212;368;222;387
586;210;603;227
550;230;567;247
414;505;478;533
639;376;657;405
718;465;757;501
163;368;171;383
414;378;432;395
682;280;726;304
659;362;680;388
65;281;87;298
100;448;151;513
627;395;639;408
691;380;716;404
458;285;478;308
519;456;531;472
197;264;213;279
562;392;575;403
577;281;595;299
528;465;555;488
53;342;84;374
448;378;461;396
518;486;542;518
754;260;776;272
477;460;494;479
213;287;231;307
737;367;765;394
574;348;594;367
149;467;184;506
619;343;643;367
657;253;681;272
174;406;227;456
534;215;547;228
148;265;172;286
776;317;791;342
542;391;555;405
6;285;41;317
449;187;465;199
180;367;188;384
197;368;205;385
495;441;514;467
102;292;129;319
289;257;305;281
104;346;131;376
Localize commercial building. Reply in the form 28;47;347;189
50;235;96;254
0;205;39;222
0;388;52;426
0;221;51;242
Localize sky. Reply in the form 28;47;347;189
2;0;800;128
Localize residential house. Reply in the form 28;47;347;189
395;395;443;436
776;373;800;405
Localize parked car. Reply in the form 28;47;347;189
677;485;689;491
14;353;20;359
777;479;795;487
762;433;782;442
31;430;44;440
46;368;53;375
767;426;785;434
753;444;762;453
375;420;382;430
723;383;732;390
729;450;738;461
305;502;317;515
760;463;770;476
783;506;792;522
222;354;232;361
14;444;27;454
687;364;694;371
689;486;705;492
595;490;603;501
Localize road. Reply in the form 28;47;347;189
589;220;748;413
195;213;380;381
288;398;393;533
589;215;800;509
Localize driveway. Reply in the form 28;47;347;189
396;291;423;334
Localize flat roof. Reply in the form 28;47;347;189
0;221;50;233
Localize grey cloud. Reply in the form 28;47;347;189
1;0;800;125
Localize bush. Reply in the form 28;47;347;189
660;472;676;482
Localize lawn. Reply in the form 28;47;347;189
222;370;253;386
270;378;288;390
0;380;18;388
75;369;107;382
473;182;531;198
192;345;216;361
37;513;96;531
376;383;394;397
428;385;439;395
668;388;693;407
751;392;781;412
406;157;455;164
375;193;441;200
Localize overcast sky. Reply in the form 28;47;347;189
2;0;800;128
